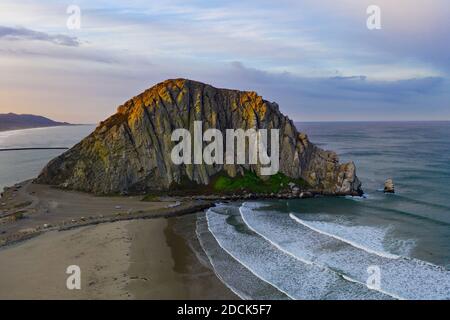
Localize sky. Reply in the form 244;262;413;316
0;0;449;123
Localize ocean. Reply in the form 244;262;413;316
1;122;449;299
0;125;96;191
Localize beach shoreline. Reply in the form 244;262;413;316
0;215;238;299
0;179;239;299
0;178;359;250
0;180;216;249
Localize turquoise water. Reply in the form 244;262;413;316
1;122;449;299
198;122;450;299
293;122;450;267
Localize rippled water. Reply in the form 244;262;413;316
1;122;449;299
293;121;450;267
198;122;450;299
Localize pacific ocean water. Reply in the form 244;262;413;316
203;121;450;299
293;122;450;267
1;122;449;299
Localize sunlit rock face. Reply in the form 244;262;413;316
35;79;362;196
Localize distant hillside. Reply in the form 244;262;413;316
0;113;72;131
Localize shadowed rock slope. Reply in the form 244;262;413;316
35;79;362;196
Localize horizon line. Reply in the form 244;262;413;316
55;119;450;125
293;119;450;123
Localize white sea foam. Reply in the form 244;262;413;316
345;194;368;201
289;214;399;259
238;203;450;299
195;214;289;300
205;206;390;300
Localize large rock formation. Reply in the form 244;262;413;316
35;79;362;196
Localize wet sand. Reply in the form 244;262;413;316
0;215;237;299
126;215;237;299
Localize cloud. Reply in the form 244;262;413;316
211;62;450;121
0;26;80;47
228;61;445;101
0;0;448;122
279;0;450;73
0;46;120;65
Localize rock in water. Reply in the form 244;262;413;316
35;79;362;196
384;179;395;193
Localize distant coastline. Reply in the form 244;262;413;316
0;125;78;133
0;113;78;132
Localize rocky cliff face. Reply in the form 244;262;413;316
35;79;362;196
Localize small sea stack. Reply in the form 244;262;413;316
384;178;395;193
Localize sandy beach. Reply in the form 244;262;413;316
0;179;237;299
0;215;237;299
0;180;215;247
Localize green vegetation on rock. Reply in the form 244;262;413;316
142;170;310;199
36;79;362;196
212;170;310;194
